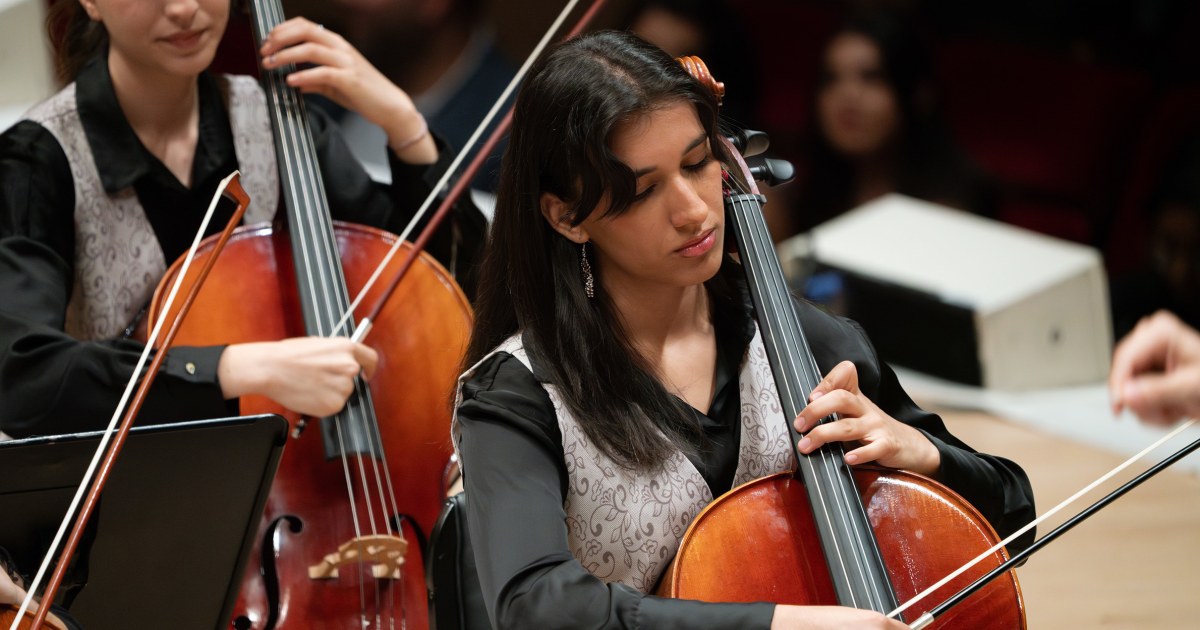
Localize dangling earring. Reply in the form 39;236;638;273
580;242;595;299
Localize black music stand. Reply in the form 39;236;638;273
0;415;287;630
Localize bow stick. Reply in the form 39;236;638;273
12;173;252;630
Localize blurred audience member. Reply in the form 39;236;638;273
789;12;995;235
290;0;515;190
1110;133;1200;340
627;0;759;127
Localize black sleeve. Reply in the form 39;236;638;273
456;352;775;630
796;300;1037;554
307;108;486;300
0;122;231;438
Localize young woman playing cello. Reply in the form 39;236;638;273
0;0;486;437
452;30;1035;629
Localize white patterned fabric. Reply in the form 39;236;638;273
454;327;795;593
22;75;278;341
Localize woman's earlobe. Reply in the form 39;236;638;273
79;0;101;21
539;192;589;244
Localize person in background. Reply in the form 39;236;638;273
1110;310;1200;426
0;0;485;438
626;0;760;128
788;11;994;236
1110;133;1200;341
288;0;516;190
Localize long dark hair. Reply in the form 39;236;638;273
46;0;108;84
465;30;742;471
796;12;993;231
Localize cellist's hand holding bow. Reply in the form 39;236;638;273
794;361;941;476
259;17;436;165
218;337;379;418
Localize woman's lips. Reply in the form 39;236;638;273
676;229;716;257
161;29;205;50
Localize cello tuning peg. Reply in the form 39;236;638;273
727;128;770;157
745;156;795;188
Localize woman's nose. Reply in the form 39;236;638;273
164;0;200;26
669;176;710;228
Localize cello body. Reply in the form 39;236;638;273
659;469;1026;628
149;221;471;629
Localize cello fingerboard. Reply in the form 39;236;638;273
727;189;901;614
247;0;381;459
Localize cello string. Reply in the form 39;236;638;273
9;172;242;630
283;28;394;540
259;0;399;547
777;228;886;609
734;179;885;608
724;173;876;607
728;160;888;608
252;0;373;544
272;6;398;623
331;0;585;339
724;176;868;606
259;2;403;618
886;417;1198;620
252;5;392;622
725;167;882;605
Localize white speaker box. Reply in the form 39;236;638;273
779;194;1112;390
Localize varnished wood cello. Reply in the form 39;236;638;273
657;58;1026;628
147;1;472;627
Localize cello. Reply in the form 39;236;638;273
657;59;1026;628
147;1;472;628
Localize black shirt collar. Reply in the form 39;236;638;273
75;54;232;193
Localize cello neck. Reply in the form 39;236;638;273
247;0;347;338
246;0;382;458
723;153;900;613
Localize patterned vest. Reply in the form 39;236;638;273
21;75;279;341
453;327;796;592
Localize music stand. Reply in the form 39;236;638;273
0;415;287;629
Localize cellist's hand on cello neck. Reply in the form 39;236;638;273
218;337;378;417
259;17;436;165
794;360;942;477
771;604;909;629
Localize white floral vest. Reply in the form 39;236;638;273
21;75;279;341
454;327;796;592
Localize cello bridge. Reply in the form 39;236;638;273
308;534;408;580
